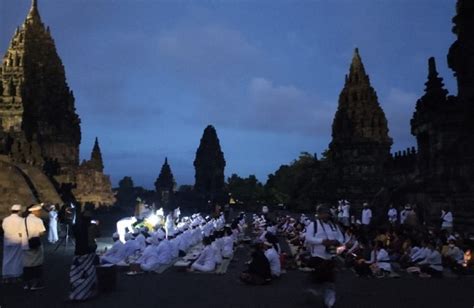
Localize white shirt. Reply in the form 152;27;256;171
222;235;234;258
2;213;24;246
368;248;392;272
362;209;372;225
195;245;216;268
419;249;443;271
305;220;344;260
388;208;397;222
411;247;429;262
342;204;350;218
23;214;46;249
400;210;408;224
441;211;453;228
264;247;281;277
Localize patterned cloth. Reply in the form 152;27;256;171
69;253;98;301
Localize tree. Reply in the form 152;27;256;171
227;174;264;205
264;152;322;211
116;176;135;207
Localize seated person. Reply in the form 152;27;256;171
240;241;271;285
442;239;464;272
101;233;126;264
222;228;234;259
190;237;216;272
366;241;393;277
418;241;443;278
264;241;281;278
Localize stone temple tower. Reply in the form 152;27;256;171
0;0;81;180
328;48;392;199
0;1;115;215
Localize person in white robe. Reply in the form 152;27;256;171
116;217;137;243
2;204;25;282
190;237;216;272
387;205;398;225
221;228;234;259
47;205;59;243
139;231;172;271
418;242;443;278
441;208;454;232
23;204;46;290
101;233;126;264
341;201;350;227
264;241;281;278
361;204;372;226
212;236;223;265
168;233;180;259
116;233;142;265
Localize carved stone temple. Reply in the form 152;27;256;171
0;0;115;217
313;0;474;230
327;48;393;200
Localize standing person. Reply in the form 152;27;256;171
47;205;59;243
2;204;25;283
305;205;344;308
441;207;453;233
341;200;350;227
23;204;46;290
387;204;398;225
361;203;372;239
69;210;100;301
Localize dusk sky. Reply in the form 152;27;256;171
0;0;457;188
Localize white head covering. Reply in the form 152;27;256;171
155;229;166;240
11;204;22;211
29;204;42;212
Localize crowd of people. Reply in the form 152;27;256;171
271;201;473;308
101;209;245;276
2;199;473;307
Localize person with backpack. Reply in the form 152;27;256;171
305;204;345;308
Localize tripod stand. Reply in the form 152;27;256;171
54;223;75;251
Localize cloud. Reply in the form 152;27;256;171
381;88;418;151
157;24;260;80
219;77;334;136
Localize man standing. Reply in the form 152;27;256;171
2;204;24;283
387;204;398;225
23;204;46;290
305;205;344;308
441;207;454;233
361;203;372;239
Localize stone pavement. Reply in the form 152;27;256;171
1;212;473;308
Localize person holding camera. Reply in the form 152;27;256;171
23;204;46;291
305;204;344;308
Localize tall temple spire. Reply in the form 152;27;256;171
89;137;104;172
422;57;448;104
347;48;369;85
26;0;42;26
